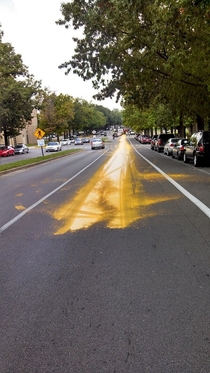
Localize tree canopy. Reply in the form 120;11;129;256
57;0;210;129
0;27;41;145
39;92;75;140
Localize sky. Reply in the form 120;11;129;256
0;0;121;110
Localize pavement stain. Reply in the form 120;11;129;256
14;204;25;211
52;136;179;234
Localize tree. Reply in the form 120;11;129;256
38;92;57;138
57;0;210;128
95;105;122;129
71;99;106;134
0;27;41;145
39;92;74;140
55;93;74;138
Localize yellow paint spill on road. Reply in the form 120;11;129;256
15;205;25;211
53;136;178;234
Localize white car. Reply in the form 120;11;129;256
60;139;70;146
90;138;105;150
46;142;62;152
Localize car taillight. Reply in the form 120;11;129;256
198;145;204;153
170;143;174;147
158;139;162;145
180;145;184;150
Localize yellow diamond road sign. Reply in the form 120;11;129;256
34;128;45;139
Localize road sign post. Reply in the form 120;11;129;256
34;128;45;156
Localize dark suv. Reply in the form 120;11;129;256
183;131;210;167
154;133;174;152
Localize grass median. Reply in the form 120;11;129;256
0;148;82;173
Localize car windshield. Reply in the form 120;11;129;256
48;142;57;145
15;145;23;148
92;139;102;143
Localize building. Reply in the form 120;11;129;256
0;108;38;146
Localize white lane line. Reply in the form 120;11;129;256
131;143;210;218
0;150;109;233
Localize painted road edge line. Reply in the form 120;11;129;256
131;143;210;219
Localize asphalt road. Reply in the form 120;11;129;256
1;135;210;373
0;142;86;166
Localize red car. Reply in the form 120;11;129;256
140;135;151;144
0;146;15;157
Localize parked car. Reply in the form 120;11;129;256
183;131;210;167
140;135;151;144
154;133;174;152
150;135;158;150
74;138;84;145
60;139;70;146
163;138;181;156
172;139;189;160
82;137;90;143
0;145;15;157
46;142;62;152
69;137;75;144
90;138;105;150
14;144;29;154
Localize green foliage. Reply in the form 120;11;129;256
71;99;106;133
57;0;210;129
39;92;75;139
0;28;41;145
39;95;112;136
95;105;122;128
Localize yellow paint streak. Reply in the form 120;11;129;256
16;193;23;197
15;205;25;211
53;136;178;234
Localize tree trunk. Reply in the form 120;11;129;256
3;128;8;146
196;114;204;131
179;112;185;138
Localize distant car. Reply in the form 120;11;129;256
91;138;105;150
140;135;151;144
82;137;90;143
172;139;189;160
163;138;181;156
0;145;15;157
69;137;75;144
14;144;29;154
60;139;70;146
75;138;84;145
46;142;62;152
